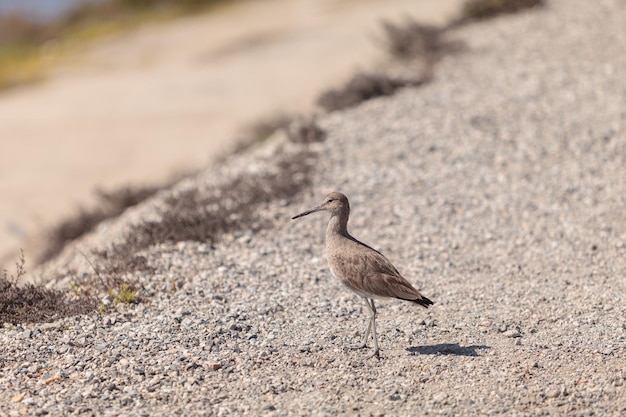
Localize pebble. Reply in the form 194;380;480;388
545;387;560;398
208;362;222;371
433;392;448;403
503;329;521;338
11;393;24;403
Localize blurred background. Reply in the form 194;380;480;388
0;0;464;267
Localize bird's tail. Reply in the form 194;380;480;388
411;295;434;308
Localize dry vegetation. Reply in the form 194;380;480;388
316;16;462;112
38;185;163;264
317;73;425;112
380;19;465;66
117;117;325;257
456;0;544;23
0;251;97;325
315;0;544;112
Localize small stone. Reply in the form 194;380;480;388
11;393;25;403
503;329;521;338
433;392;448;403
44;374;61;384
389;392;402;401
208;362;221;370
545;387;560;398
602;348;613;355
55;369;69;379
101;295;112;305
479;320;492;327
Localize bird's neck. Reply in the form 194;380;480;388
326;212;349;239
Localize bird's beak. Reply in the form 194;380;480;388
291;205;323;220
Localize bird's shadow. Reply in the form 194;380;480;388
407;343;490;357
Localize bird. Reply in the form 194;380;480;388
292;191;433;358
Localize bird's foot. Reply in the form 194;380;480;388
365;348;380;359
345;343;380;359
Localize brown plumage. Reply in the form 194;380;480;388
292;191;433;358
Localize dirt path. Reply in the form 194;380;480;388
0;0;463;266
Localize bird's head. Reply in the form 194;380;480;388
292;191;350;219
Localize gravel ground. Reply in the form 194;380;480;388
2;0;626;415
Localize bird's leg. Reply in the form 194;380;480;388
348;297;372;350
366;299;380;359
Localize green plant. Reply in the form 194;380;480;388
78;250;142;306
69;282;80;295
108;283;139;304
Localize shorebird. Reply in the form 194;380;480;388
292;192;433;358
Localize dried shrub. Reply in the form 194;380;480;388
286;117;327;144
0;280;97;325
97;120;324;278
381;19;462;63
0;279;98;325
317;73;423;112
457;0;544;23
121;148;314;253
0;251;97;325
38;185;162;264
2;249;26;283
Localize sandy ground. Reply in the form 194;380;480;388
1;0;625;415
0;0;463;267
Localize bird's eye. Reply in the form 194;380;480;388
327;198;335;203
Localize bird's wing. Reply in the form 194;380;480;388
359;246;422;301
